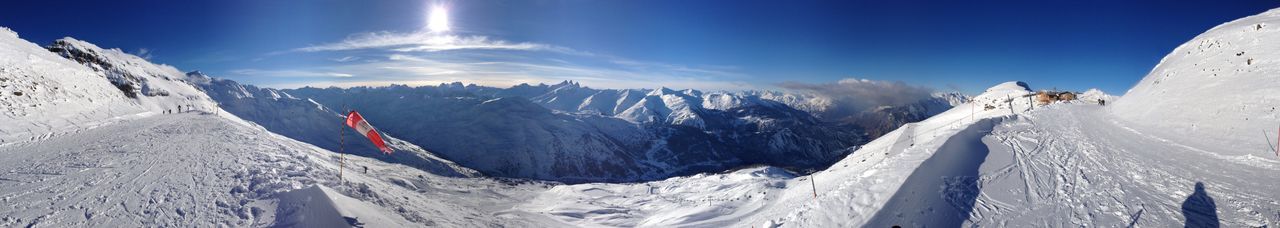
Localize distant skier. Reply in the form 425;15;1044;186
1098;99;1106;106
363;166;368;174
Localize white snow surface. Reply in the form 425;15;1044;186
267;185;411;227
0;27;215;146
5;6;1280;227
1112;8;1280;151
0;111;556;227
0;28;543;227
508;81;1038;227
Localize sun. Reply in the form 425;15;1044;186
427;5;451;33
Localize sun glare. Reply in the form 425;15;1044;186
427;5;451;33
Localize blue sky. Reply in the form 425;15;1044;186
2;0;1277;94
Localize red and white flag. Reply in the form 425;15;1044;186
345;110;393;154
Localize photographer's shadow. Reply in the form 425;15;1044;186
1180;182;1219;228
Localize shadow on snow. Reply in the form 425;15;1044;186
864;118;1002;228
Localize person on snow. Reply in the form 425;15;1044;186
1098;99;1106;106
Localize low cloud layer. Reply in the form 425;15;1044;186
777;78;935;118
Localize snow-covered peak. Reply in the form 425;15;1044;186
985;81;1031;93
680;88;702;97
550;80;581;89
700;92;780;111
0;27;214;144
617;90;707;128
931;91;970;106
47;37;208;100
749;90;834;114
185;70;213;84
0;27;16;38
972;81;1031;101
1111;7;1280;145
1077;88;1116;102
647;87;677;96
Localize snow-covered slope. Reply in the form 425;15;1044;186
1077;88;1118;103
504;9;1280;225
267;185;412;227
512;79;1280;227
0;110;557;227
266;80;962;183
506;81;1034;227
0;29;546;227
191;72;478;178
7;7;1280;225
0;28;213;146
1112;8;1280;151
282;84;875;183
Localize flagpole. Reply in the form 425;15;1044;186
810;175;817;200
339;106;348;182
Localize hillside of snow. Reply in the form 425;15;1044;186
1112;8;1280;152
505;81;1037;227
512;80;1278;227
0;28;550;227
497;8;1280;226
0;28;214;146
190;72;479;178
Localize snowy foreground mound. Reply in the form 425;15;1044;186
1112;8;1280;149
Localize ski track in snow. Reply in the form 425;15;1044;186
970;105;1280;227
0;112;308;227
0;113;553;227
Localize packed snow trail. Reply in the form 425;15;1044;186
0;112;425;227
0;112;322;226
0;112;554;227
968;104;1280;227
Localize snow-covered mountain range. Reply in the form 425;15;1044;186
0;23;959;186
276;80;960;183
4;6;1278;227
191;73;479;177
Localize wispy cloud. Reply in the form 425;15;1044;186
248;52;752;90
294;31;588;55
230;69;355;78
251;29;749;90
331;56;360;62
